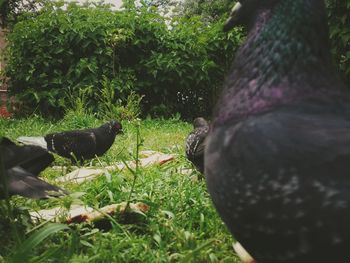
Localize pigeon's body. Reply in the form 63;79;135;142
0;137;65;199
185;117;209;173
18;121;123;163
206;1;350;262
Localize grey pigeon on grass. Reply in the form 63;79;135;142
17;120;123;163
0;137;66;199
206;1;350;262
185;117;209;173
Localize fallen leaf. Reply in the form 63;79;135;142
55;151;174;184
55;168;105;183
30;205;93;222
30;202;150;226
68;202;150;224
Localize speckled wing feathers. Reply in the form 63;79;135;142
6;167;65;199
206;104;350;262
186;125;209;173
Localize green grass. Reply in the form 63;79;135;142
0;114;240;263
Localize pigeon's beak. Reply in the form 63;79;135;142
223;2;242;31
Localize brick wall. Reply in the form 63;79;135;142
0;28;10;118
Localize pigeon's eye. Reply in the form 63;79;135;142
113;123;122;131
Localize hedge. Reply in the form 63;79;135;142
5;1;241;119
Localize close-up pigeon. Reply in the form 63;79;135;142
185;117;209;174
206;0;350;262
0;137;66;199
17;120;123;163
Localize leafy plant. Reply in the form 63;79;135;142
5;1;121;116
178;0;234;23
326;0;350;87
10;223;69;263
4;1;241;119
0;0;47;27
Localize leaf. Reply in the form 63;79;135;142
341;33;350;44
11;223;69;263
153;234;162;246
80;240;94;248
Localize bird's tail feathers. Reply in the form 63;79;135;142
17;136;47;149
7;167;68;199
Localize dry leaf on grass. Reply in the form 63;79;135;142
55;168;106;184
30;205;93;222
30;202;150;225
67;202;150;224
55;151;174;184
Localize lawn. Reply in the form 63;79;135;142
0;113;240;263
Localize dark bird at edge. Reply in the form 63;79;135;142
185;117;209;174
206;1;350;262
17;120;123;163
0;137;66;199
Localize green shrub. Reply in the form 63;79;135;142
5;1;241;119
6;2;120;116
326;0;350;87
139;15;241;118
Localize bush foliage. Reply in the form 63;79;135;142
5;1;241;119
326;0;350;87
4;0;349;119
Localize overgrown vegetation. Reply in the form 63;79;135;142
179;0;233;23
4;0;241;119
3;0;349;120
0;0;47;27
0;113;240;262
326;0;350;86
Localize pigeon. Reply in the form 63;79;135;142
205;1;350;263
0;137;66;199
185;117;209;173
17;120;123;163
